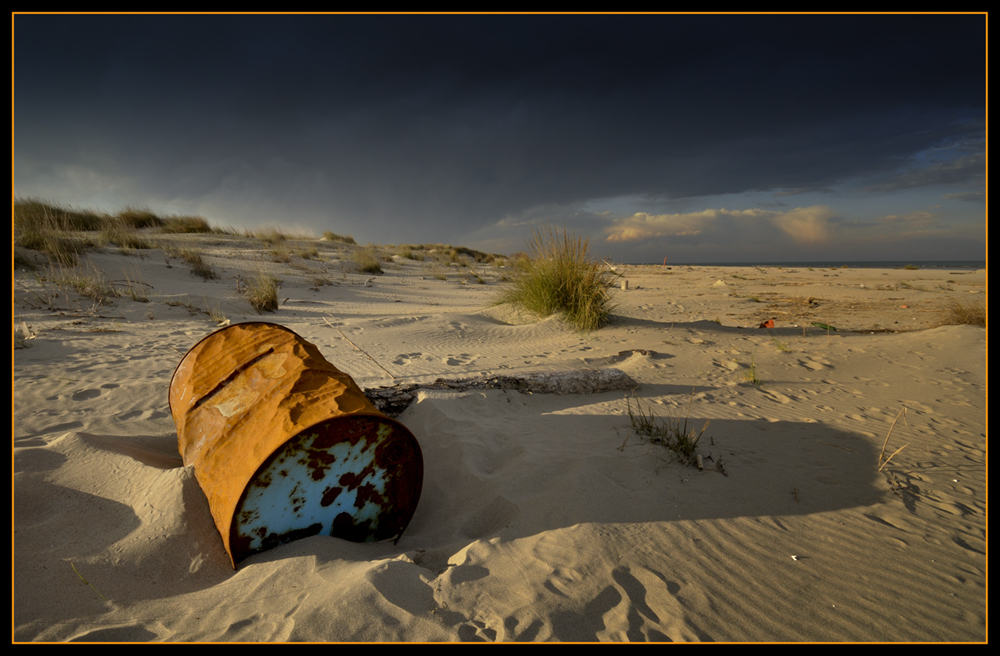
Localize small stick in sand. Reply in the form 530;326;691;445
323;316;396;380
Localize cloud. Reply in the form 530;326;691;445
768;206;836;243
865;151;985;192
876;210;935;224
604;208;769;242
942;191;986;203
772;187;835;197
605;206;835;245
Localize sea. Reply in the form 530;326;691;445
627;260;985;270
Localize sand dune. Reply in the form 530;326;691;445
13;235;986;641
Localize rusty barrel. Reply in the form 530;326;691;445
169;322;422;568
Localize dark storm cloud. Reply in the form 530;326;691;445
14;14;985;242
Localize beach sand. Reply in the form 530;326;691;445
13;234;987;642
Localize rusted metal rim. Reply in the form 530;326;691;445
230;413;423;563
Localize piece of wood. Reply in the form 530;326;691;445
364;368;637;417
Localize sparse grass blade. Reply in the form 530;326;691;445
742;349;764;386
878;407;910;472
625;389;710;468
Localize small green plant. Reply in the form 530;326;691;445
770;335;790;352
497;224;617;331
624;390;709;468
742;349;764;386
902;264;920;270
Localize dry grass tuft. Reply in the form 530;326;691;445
940;299;985;327
244;268;280;313
352;248;383;274
323;231;357;245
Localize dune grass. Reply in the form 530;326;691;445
160;215;213;233
352;248;383;274
742;349;764;386
498;225;617;331
244;269;280;313
100;217;156;251
323;231;357;245
940;299;986;327
625;390;709;468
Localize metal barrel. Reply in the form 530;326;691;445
169;322;422;568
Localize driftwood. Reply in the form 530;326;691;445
363;368;637;417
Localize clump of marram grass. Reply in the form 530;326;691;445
116;205;163;229
160;215;212;233
323;231;357;245
14;198;104;266
352;248;383;274
624;390;710;468
244;269;280;313
251;226;287;246
101;217;155;251
497;225;617;331
14;197;108;232
269;247;292;263
41;262;118;306
940;299;985;327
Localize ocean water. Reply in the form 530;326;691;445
628;260;985;270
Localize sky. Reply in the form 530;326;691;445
14;14;987;263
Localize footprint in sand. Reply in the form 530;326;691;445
71;388;102;401
393;352;423;366
798;358;831;371
761;390;793;404
444;353;479;367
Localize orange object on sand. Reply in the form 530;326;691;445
758;319;774;329
169;322;423;568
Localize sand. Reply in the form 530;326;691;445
13;234;987;642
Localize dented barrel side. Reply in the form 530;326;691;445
169;322;423;567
